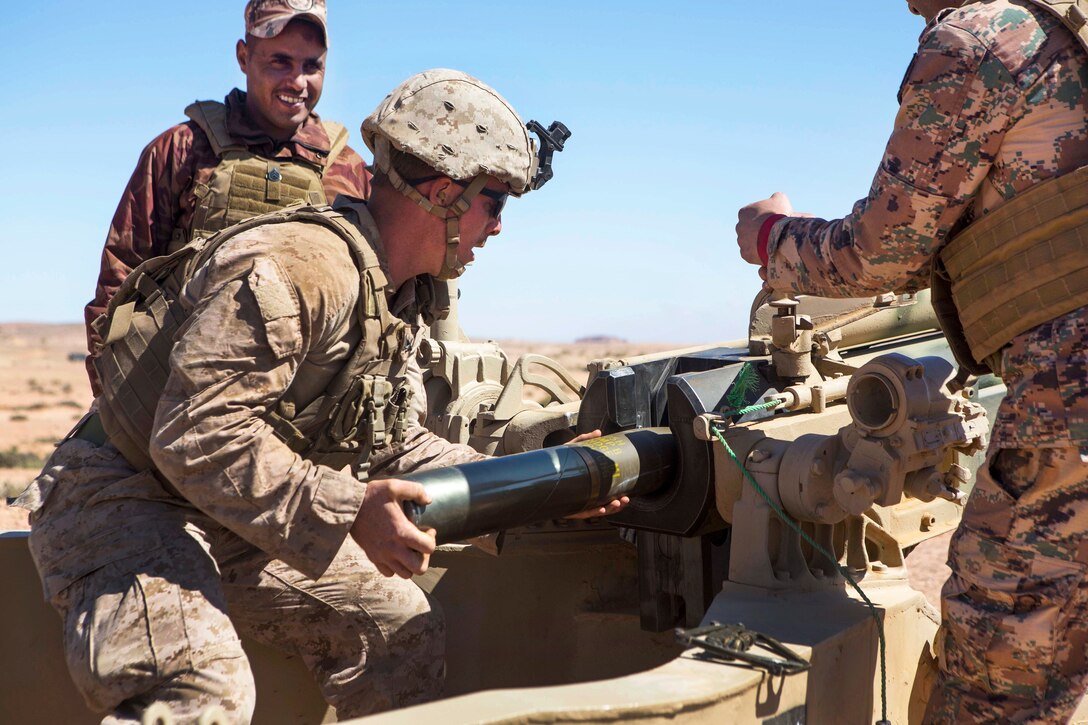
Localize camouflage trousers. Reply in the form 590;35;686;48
25;440;444;724
925;446;1088;724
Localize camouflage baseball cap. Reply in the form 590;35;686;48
244;0;328;44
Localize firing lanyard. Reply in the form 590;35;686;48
711;399;891;725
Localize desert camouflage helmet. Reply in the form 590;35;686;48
363;68;537;195
363;68;570;279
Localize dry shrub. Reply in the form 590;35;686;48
0;447;44;469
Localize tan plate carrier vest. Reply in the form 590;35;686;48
172;100;350;252
92;204;412;479
933;0;1088;374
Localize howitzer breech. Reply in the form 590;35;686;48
402;428;676;544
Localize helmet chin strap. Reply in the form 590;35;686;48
374;137;489;279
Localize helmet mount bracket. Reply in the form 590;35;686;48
527;120;571;191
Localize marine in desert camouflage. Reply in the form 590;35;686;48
17;68;577;723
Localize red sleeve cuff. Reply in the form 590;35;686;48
757;214;787;267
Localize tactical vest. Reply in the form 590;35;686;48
92;204;412;479
932;0;1088;374
172;100;350;252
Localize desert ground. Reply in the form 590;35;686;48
0;324;94;529
0;322;951;605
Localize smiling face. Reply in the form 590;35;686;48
235;19;326;141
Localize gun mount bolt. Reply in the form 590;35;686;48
837;473;860;495
921;513;937;531
749;449;771;463
835;471;877;503
770;297;799;314
811;459;826;476
946;463;971;485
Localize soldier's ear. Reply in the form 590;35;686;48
236;39;249;74
428;178;454;207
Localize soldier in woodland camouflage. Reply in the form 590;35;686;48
736;1;1088;722
83;0;370;396
17;69;614;723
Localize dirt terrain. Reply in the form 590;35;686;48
0;324;94;530
0;323;952;606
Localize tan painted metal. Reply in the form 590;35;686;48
414;529;678;697
355;578;936;724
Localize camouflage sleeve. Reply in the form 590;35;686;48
368;424;490;478
149;225;366;580
84;123;197;394
765;22;1021;297
367;342;490;477
323;144;372;201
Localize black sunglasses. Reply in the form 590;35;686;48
405;175;507;217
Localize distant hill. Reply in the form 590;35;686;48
574;335;627;345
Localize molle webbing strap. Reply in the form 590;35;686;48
94;240;200;346
185;101;246;157
1022;0;1088;54
181;102;330;247
940;164;1088;363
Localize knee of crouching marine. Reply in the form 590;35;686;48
391;589;446;662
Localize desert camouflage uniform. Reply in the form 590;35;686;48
83;88;372;395
761;2;1088;722
20;199;485;723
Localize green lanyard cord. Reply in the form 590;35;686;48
710;416;890;725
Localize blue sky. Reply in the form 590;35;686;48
0;1;927;343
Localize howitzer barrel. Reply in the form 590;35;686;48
403;428;676;544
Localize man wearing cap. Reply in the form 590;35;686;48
17;68;604;723
82;0;369;396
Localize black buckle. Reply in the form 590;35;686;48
675;621;811;677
